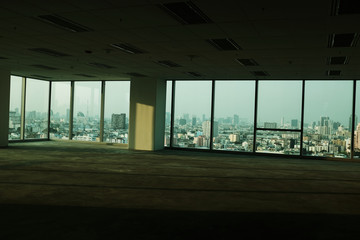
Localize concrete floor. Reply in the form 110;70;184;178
1;141;360;239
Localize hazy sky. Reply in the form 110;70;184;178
168;80;354;127
10;76;130;120
10;76;355;127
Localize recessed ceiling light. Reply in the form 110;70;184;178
328;33;357;47
207;38;242;51
328;56;348;65
110;43;146;54
37;14;93;32
236;58;259;66
160;1;212;25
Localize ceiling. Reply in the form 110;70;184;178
0;0;360;81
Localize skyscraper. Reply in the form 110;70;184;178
291;119;298;129
202;121;218;138
111;113;126;129
349;114;358;130
192;117;196;126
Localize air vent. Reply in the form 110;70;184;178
327;70;341;76
30;74;52;79
328;33;357;47
0;56;8;59
251;71;269;77
31;64;58;70
328;56;348;65
88;62;116;69
157;60;182;67
74;74;96;78
187;71;202;77
126;72;148;77
207;38;241;51
29;48;71;57
37;14;93;32
236;58;259;66
110;43;146;54
160;1;212;24
333;0;360;15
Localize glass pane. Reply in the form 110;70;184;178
257;81;302;129
50;82;71;140
8;76;23;140
172;81;212;149
73;82;101;142
25;78;50;139
353;81;360;158
104;81;130;143
164;81;172;147
256;130;301;155
213;81;255;152
303;81;352;158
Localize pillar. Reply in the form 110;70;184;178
0;71;10;147
128;78;166;151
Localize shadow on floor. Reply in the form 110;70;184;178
1;204;359;240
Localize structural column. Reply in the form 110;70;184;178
129;78;166;151
0;71;10;147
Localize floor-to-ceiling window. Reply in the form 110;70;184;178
8;76;23;140
164;81;172;147
172;81;212;149
256;81;302;155
354;81;360;158
213;81;255;152
50;82;71;140
303;81;353;158
73;82;101;142
24;78;50;139
103;81;130;143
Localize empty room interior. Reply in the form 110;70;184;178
1;0;360;239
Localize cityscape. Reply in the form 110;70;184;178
165;113;358;158
8;110;129;143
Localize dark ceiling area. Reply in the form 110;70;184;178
0;0;360;80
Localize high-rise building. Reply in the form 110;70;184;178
291;119;298;129
233;114;239;125
111;113;126;129
264;122;277;129
349;115;358;130
192;117;196;126
202;120;218;138
179;118;186;126
320;116;330;135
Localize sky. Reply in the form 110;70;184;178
10;76;130;120
168;80;354;127
9;76;355;128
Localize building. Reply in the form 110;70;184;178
264;122;277;129
1;1;360;238
111;113;126;129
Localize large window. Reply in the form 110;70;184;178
354;81;360;158
8;76;23;140
213;81;255;152
172;81;212;149
256;81;302;155
24;78;50;139
303;81;353;158
50;82;71;140
164;81;172;147
103;81;130;143
73;82;101;142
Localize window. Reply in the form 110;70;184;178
255;81;302;155
8;76;23;140
50;82;71;140
103;81;130;143
24;78;50;139
73;82;101;142
172;81;212;149
164;81;172;147
257;81;302;129
213;81;255;152
303;81;353;158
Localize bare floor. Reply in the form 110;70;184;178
1;141;360;239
